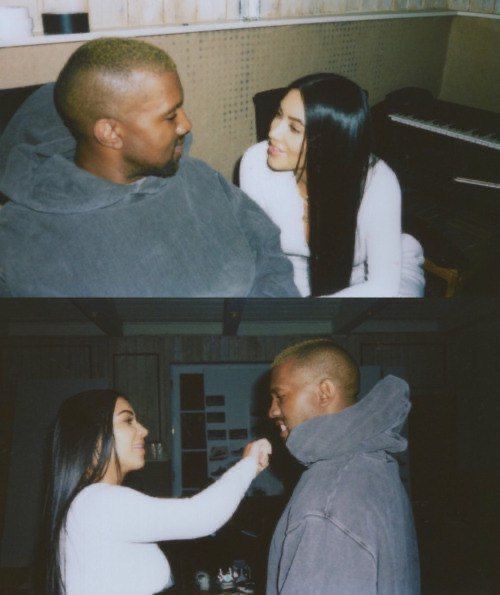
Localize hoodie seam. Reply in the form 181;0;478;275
285;512;377;567
323;455;356;513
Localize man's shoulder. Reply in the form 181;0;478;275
181;155;217;174
179;157;249;205
286;454;406;541
299;453;403;511
324;453;407;523
179;156;224;187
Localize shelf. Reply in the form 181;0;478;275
0;10;462;49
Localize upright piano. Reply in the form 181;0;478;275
372;87;499;295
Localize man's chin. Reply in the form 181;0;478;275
279;427;290;441
133;159;179;179
149;162;178;178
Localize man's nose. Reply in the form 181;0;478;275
268;399;281;419
176;108;192;136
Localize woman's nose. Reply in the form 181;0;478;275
269;117;283;141
139;423;149;438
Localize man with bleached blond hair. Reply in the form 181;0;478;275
266;338;420;594
0;37;298;297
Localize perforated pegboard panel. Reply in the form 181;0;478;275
153;17;451;176
0;17;451;177
440;16;500;112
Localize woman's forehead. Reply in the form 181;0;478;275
282;89;305;121
114;396;133;414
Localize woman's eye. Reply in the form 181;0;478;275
290;125;301;134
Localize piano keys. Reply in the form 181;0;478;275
387;112;500;152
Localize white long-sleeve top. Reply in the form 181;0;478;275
61;457;257;595
240;141;425;297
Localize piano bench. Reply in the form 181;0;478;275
424;258;463;297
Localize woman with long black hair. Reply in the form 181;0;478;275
240;73;425;297
40;389;271;594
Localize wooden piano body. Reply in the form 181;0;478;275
372;87;499;296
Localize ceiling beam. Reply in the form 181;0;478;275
222;299;246;336
71;299;123;337
332;299;391;334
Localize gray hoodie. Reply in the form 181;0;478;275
267;375;420;595
0;84;298;297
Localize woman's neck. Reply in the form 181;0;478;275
295;168;308;199
99;459;123;485
296;178;308;200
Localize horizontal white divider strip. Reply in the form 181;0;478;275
0;10;460;49
455;12;500;19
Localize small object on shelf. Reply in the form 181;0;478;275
194;569;211;592
209;445;229;461
0;7;33;40
147;441;166;461
217;567;235;591
233;559;255;594
42;12;89;34
147;441;158;460
240;0;260;20
42;0;89;34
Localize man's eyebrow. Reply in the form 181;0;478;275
164;99;184;114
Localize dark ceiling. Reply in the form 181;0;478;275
0;298;497;336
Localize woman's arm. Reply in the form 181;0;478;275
328;162;402;297
75;440;271;543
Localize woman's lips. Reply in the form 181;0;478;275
267;144;284;157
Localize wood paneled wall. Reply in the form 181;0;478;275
0;331;448;449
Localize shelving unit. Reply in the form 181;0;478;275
3;10;487;49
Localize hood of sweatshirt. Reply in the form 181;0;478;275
286;375;410;466
0;83;193;214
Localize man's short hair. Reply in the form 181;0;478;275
54;37;177;138
273;338;360;401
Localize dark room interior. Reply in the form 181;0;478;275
0;298;498;594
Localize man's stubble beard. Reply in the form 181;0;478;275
128;158;179;180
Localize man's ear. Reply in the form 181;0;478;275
317;378;337;409
93;118;123;149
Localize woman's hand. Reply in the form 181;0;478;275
243;438;272;473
